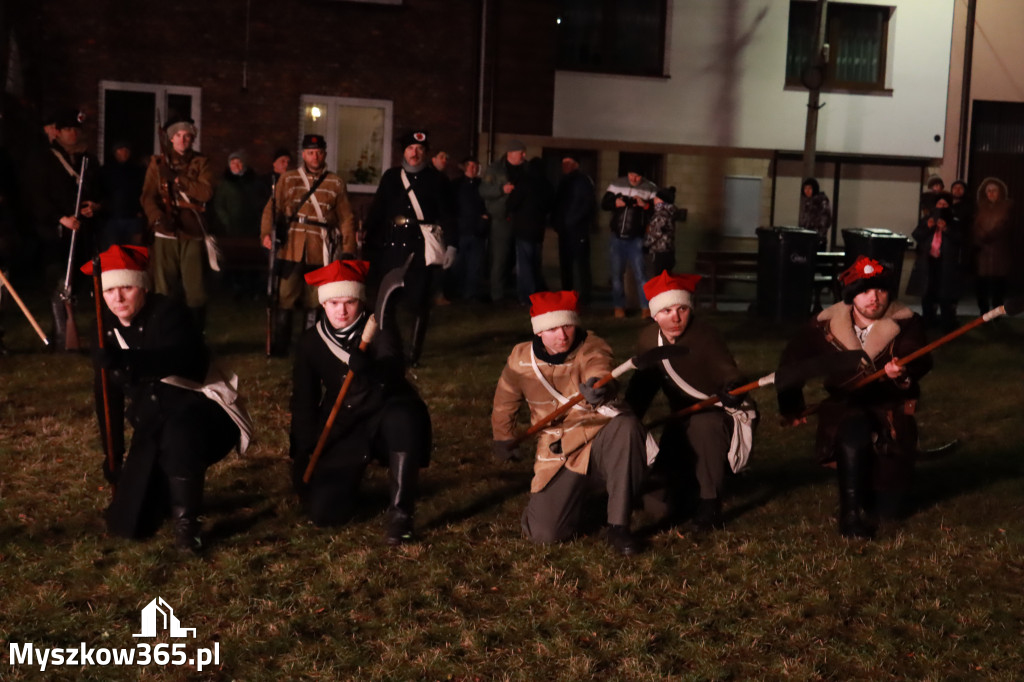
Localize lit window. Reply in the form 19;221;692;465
299;95;393;192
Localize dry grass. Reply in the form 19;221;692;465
1;292;1022;681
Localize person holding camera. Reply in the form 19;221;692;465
907;192;963;331
601;167;657;318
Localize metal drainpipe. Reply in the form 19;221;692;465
956;0;977;181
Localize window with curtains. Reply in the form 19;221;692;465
786;1;893;92
556;0;667;77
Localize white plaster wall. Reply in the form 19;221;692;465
553;0;954;158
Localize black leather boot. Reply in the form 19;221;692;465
271;309;293;357
836;443;874;539
50;294;68;350
385;450;418;545
685;497;724;534
188;306;206;334
168;475;204;553
606;524;639;556
408;312;429;368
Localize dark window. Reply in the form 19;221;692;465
617;152;662;185
786;1;892;92
557;0;667;77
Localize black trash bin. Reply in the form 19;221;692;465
841;228;911;291
756;226;819;322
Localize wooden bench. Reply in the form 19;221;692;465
694;250;845;311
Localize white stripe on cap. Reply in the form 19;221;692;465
648;290;692;317
318;281;366;304
101;268;149;291
531;310;579;334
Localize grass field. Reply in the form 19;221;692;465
1;292;1022;681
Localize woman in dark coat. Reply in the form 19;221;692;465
290;260;431;544
971;177;1013;314
799;178;831;248
907;193;963;331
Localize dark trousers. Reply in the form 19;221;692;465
558;233;592;306
521;414;647;543
304;397;431;526
975;276;1005;315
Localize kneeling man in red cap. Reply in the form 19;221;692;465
85;245;251;552
491;290;648;555
625;271;758;533
290;260;431;545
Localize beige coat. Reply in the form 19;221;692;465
260;167;356;264
492;333;616;493
141;151;214;239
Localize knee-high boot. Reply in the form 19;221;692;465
50;294;68;350
836;441;873;539
385;450;418;545
168;475;205;553
271;309;293;357
408;312;429;367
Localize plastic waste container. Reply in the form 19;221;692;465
756;226;819;322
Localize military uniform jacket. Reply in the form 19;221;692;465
290;314;427;478
92;295;231;537
625;318;743;418
260;166;356;264
777;301;932;463
492;332;617;493
363;165;455;269
29;141;100;241
140;150;215;240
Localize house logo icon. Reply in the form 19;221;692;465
132;597;196;639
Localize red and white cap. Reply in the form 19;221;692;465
304;260;370;304
643;271;702;317
80;245;150;291
529;290;580;334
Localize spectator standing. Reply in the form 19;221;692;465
508;157;554;305
480;140;527;303
99;140;145;248
552;155;595;306
453;157;489;301
213;150;265;299
799;178;832;248
601;168;656;317
907;193;963;332
971;177;1013;314
644;186;677;278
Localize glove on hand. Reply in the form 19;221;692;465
491;439;520;462
716;379;745;409
442;246;457;270
346;347;373;375
579;376;609;406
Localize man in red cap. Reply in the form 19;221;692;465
363;130;456;367
625;271;756;533
290;259;431;545
491;290;648;555
84;245;251;552
777;256;932;538
261;134;357;356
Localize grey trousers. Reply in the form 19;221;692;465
521;413;647;544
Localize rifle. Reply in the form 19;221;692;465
57;156;89;351
265;176;280;357
91;254;117;492
155;113;179;230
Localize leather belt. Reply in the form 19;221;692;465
294;215;330;228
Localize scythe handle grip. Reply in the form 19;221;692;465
303;318;379;484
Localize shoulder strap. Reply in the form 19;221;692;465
401;169;426;221
293;168;330;218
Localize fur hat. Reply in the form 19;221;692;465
164;117;197;139
399;130;430;151
838;256;890;304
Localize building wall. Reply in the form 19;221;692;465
17;0;480;185
552;0;954;159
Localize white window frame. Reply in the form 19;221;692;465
299;95;393;193
97;81;203;163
